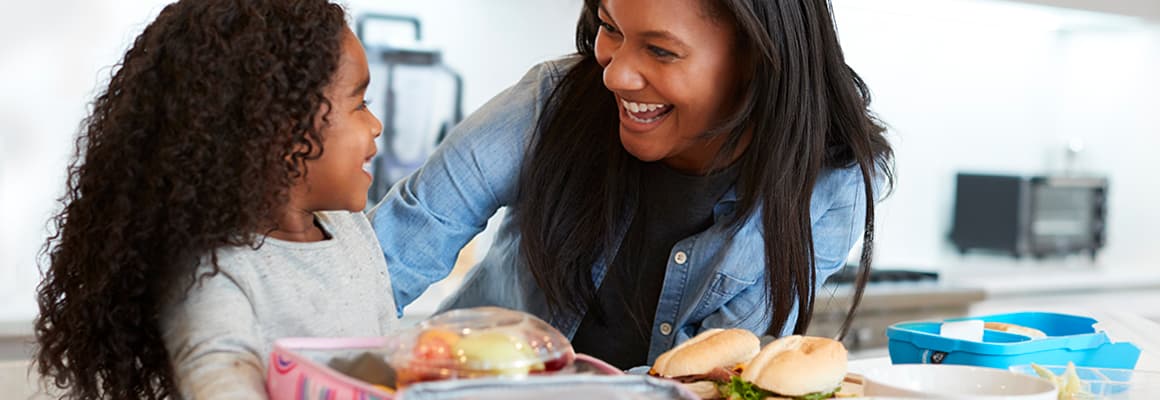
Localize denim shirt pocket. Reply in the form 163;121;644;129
691;271;759;319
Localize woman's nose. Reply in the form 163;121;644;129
602;54;646;93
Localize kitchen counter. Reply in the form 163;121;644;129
0;320;34;362
940;264;1160;298
939;263;1160;321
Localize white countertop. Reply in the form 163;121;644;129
941;266;1160;297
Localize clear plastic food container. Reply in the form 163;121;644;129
1009;364;1160;399
384;307;577;388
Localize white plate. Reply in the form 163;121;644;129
861;364;1056;399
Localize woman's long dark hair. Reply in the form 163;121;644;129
519;0;894;338
34;1;346;398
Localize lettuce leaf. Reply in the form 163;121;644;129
717;376;840;400
719;376;773;400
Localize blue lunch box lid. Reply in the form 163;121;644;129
886;311;1114;356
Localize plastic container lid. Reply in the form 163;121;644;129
384;307;576;387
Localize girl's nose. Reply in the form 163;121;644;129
371;113;383;138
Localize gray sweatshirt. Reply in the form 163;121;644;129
161;211;398;399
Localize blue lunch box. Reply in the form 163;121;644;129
886;311;1140;369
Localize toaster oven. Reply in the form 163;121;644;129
949;173;1108;259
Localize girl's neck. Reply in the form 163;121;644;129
267;208;328;242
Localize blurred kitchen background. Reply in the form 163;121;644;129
2;0;1159;367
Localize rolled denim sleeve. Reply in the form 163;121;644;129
371;61;563;315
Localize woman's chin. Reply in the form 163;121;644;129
618;135;664;163
623;148;664;163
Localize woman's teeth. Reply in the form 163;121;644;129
621;99;671;124
622;99;666;113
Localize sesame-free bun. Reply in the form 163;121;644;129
651;328;761;377
741;335;847;396
984;321;1047;339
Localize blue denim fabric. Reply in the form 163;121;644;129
371;57;878;364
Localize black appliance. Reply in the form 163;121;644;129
357;14;464;202
949;173;1108;259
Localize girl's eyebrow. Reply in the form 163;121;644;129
350;77;370;97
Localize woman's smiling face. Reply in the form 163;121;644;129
594;0;747;173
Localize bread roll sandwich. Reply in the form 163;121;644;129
720;335;849;400
648;329;761;399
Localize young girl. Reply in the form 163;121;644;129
34;1;394;398
372;0;894;369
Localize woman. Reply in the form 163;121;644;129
373;0;893;369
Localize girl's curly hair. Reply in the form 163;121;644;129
34;0;347;398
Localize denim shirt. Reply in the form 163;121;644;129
372;57;876;364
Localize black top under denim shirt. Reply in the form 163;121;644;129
571;161;738;370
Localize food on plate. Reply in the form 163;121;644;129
1030;362;1090;400
648;328;761;399
723;335;848;400
452;330;545;376
984;321;1048;339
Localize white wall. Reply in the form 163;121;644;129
2;0;1158;323
1049;28;1160;269
831;1;1160;270
1007;0;1160;20
834;0;1060;267
0;0;176;322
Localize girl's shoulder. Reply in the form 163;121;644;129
315;210;372;235
314;210;383;254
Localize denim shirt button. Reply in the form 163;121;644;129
659;322;673;335
673;251;687;265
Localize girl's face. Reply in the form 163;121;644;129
594;0;746;173
302;28;382;212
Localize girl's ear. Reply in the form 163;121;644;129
284;134;321;179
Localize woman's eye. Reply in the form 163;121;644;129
598;20;618;35
358;99;372;110
648;45;676;59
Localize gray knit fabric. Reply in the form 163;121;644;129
161;210;397;399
